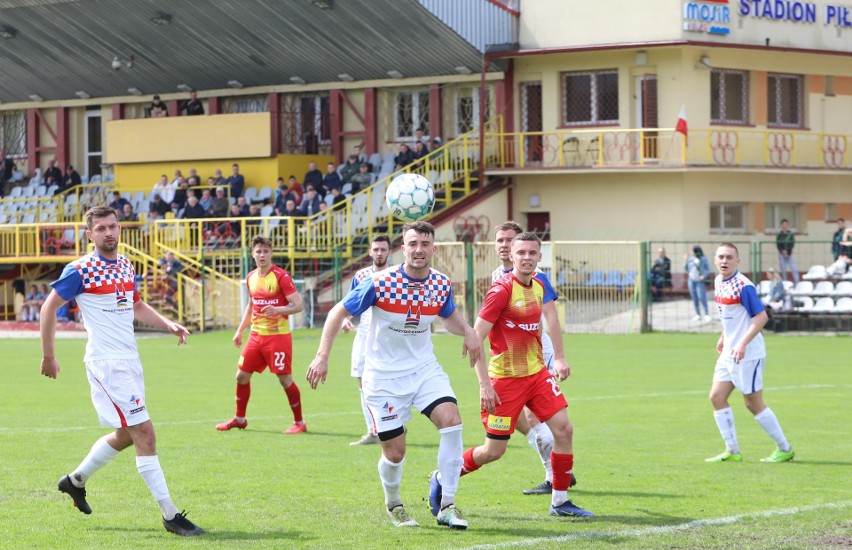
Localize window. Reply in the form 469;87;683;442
222;94;269;114
767;73;803;128
297;94;330;145
561;70;619;125
710;69;749;124
84;109;102;178
710;203;746;232
455;86;491;134
395;90;429;140
0;110;26;157
765;203;799;232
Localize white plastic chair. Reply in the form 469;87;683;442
260;205;274;217
802;265;826;281
812;297;835;312
90;175;102;184
244;187;258;203
831;281;852;296
790;281;813;296
794;296;814;311
258;186;273;202
757;280;772;296
832;297;852;313
811;281;834;296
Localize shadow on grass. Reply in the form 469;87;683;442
784;460;852;467
94;526;309;541
570;489;686;499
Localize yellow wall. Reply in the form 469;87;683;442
113;154;334;193
106;113;272;164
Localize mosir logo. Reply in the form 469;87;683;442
683;0;732;35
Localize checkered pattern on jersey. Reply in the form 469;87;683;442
73;254;136;291
354;266;375;285
715;274;747;305
373;269;452;312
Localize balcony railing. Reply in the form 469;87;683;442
486;128;851;171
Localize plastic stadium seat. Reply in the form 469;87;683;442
833;297;852;313
790;281;813;296
794;296;814;311
260;205;274;217
832;281;852;296
802;265;826;281
257;186;273;202
21;213;35;224
369;153;383;172
47;184;58;195
340;183;352;195
757;280;772;296
90;175;102;184
584;270;606;286
133;191;145;204
623;270;638;286
9;187;22;198
812;297;835;312
243;187;258;202
843;270;852;281
811;281;834;296
604;270;623;287
80;175;89;184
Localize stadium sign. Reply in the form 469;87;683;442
683;0;732;35
684;0;852;35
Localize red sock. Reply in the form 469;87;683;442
284;383;303;423
235;382;251;418
551;452;574;491
461;447;481;476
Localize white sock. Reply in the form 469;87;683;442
377;454;404;510
437;424;463;509
70;435;120;487
136;455;179;520
526;423;554;482
359;388;373;434
754;407;791;452
552;489;568;507
713;407;739;454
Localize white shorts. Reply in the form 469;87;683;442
85;357;150;428
362;362;456;435
542;334;555;375
350;331;367;378
713;356;765;395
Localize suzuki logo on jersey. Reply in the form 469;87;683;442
404;306;421;329
505;319;538;332
114;281;129;308
504;320;516;329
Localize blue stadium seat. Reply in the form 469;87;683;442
584;270;605;286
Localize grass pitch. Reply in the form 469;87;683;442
1;330;850;549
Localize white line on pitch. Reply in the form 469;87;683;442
459;500;852;550
0;384;843;434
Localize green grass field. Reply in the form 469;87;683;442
1;330;850;549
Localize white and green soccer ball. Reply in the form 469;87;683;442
385;173;435;223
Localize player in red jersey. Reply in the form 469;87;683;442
430;232;593;518
216;235;306;434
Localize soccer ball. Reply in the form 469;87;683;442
385;173;435;223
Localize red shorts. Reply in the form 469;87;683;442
238;333;293;375
480;368;567;438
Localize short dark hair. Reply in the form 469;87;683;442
401;221;435;238
372;234;391;245
718;242;739;256
780;218;789;224
251;235;273;250
153;94;161;100
85;205;118;229
511;231;541;248
495;221;524;235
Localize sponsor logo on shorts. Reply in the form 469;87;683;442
130;406;146;414
129;395;142;406
381;414;398;421
382;402;394;414
486;414;511;432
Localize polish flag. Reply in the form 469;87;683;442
675;105;688;145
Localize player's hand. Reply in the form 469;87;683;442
479;382;500;414
306;357;329;389
41;356;60;379
167;322;189;345
341;318;354;333
260;305;283;318
233;331;243;348
730;343;746;363
553;358;570;381
462;329;482;367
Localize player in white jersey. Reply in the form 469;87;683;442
341;234;391;446
705;242;794;464
39;206;203;536
491;221;575;494
307;221;481;530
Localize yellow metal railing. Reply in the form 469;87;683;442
486;128;852;171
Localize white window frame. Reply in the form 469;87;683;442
0;110;26;157
296;94;330;145
394;89;429;141
765;203;799;233
455;86;491;135
84;109;103;178
710;69;749;124
710;203;747;233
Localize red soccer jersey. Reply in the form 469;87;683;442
247;265;297;335
478;273;545;379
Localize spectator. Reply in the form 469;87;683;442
149;94;168;118
171;178;189;210
650;247;672;301
304;161;323;192
287;176;304;204
353;144;368;164
44;159;63;187
207;187;229;218
279;199;300;218
413;128;426;147
235;196;250;216
144;209;160;231
394;144;414;169
212;168;227;187
832;218;847;261
227;163;245;199
171;169;184;186
180;90;204;116
329;186;347;210
349;163;372;194
322;162;341;194
159;251;184;306
339;155;361;185
273;178;294;212
121;203;139;223
180;195;206;219
61;165;82;193
152;174;175;204
225;204;244;238
298;186;322;217
827;227;852;277
246;204;262;226
109;191;131;212
776;219;799;283
187;168;202;187
0;150;15;192
198;188;214;212
149;193;171;218
766;268;790;312
412;141;429;168
21;283;44;322
684;245;712;323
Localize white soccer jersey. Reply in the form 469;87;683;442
344;264;455;378
714;271;766;361
51;251;140;362
491;266;557;364
350;265;377;337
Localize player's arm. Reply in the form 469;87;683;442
262;290;303;318
233;302;252;347
730;285;767;362
542;301;570;380
471;316;500;413
39;290;67;379
134;299;189;345
441;309;482;367
306;301;350;389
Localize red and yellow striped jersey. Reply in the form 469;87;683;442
247;265;297;335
